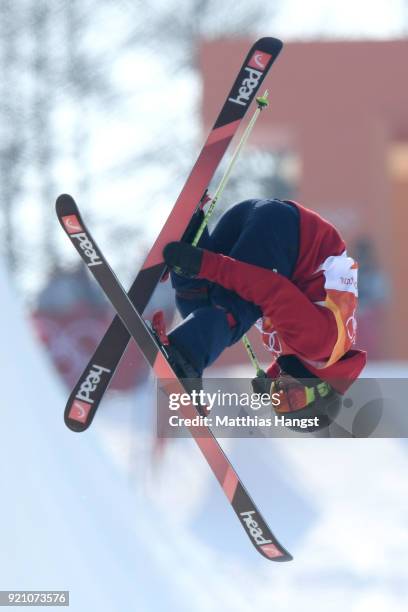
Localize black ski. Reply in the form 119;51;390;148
63;37;283;431
56;193;292;562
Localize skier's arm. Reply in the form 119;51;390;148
198;250;338;362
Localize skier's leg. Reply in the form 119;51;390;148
208;199;258;254
168;200;259;373
168;306;233;374
167;199;300;374
210;198;300;343
169;200;256;318
227;198;300;275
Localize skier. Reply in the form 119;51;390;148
162;198;367;430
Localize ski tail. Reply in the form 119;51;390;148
62;36;283;431
56;193;292;562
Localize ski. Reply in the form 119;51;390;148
64;37;283;432
56;194;292;562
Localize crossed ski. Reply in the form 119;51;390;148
63;37;283;433
56;37;292;560
56;194;292;562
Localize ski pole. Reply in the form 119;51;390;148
191;92;269;377
192;91;269;247
242;334;266;378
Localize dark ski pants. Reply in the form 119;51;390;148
169;199;300;375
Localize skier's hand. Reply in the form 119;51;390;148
251;374;273;396
163;242;204;277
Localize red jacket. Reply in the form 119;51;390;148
197;201;366;392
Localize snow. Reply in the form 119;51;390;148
2;254;408;610
0;261;166;609
0;259;213;611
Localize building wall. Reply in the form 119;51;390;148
200;39;408;360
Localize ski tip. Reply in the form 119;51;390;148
64;412;90;433
64;391;96;432
254;37;283;54
56;193;76;212
257;545;293;562
258;542;293;562
56;193;75;204
274;552;293;562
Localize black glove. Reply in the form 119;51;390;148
251;374;273;395
163;242;204;277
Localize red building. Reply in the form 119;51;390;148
200;39;408;362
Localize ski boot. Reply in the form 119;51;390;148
149;310;206;415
